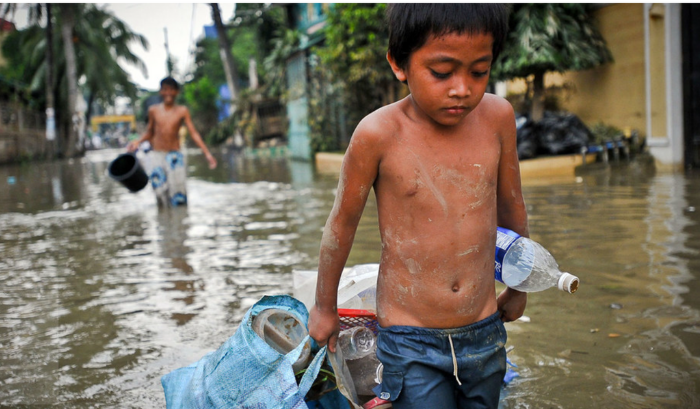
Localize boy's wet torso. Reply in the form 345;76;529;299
372;97;503;329
149;104;187;152
361;32;512;329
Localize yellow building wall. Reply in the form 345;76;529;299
559;4;646;135
506;4;663;139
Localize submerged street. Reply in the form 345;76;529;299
0;149;699;408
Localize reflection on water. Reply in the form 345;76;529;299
0;150;699;407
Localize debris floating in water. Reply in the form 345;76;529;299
7;176;16;185
608;333;621;338
590;328;600;333
609;303;623;310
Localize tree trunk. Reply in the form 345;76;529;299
210;3;239;116
59;4;80;157
44;3;57;157
531;71;545;122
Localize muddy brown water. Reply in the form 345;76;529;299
0;149;699;408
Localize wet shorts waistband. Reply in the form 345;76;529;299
377;311;502;336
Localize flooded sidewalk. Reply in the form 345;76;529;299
0;149;699;407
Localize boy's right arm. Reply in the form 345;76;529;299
308;117;384;353
494;97;530;322
127;107;155;152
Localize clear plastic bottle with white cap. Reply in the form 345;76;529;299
495;227;579;293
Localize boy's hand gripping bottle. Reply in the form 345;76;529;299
495;227;579;293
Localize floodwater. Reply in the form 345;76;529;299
0;149;699;408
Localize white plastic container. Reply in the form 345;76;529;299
292;264;379;312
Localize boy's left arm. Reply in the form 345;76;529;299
183;108;217;169
495;99;529;322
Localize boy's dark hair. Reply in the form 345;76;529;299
160;76;180;90
386;4;509;70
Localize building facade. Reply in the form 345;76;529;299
508;4;699;171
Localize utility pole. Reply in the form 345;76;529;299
210;3;239;116
164;27;174;77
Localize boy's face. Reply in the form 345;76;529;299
388;32;494;127
159;84;179;105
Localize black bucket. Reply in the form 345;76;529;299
108;153;149;192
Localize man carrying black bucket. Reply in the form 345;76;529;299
127;77;217;207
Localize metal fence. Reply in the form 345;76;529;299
0;102;45;132
0;103;48;163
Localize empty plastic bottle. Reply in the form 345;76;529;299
338;327;381;396
338;326;376;360
495;227;579;293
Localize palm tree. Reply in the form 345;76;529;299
58;4;79;157
492;4;613;122
3;3;148;157
75;5;148;122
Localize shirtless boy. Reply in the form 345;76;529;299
127;77;217;207
308;4;528;408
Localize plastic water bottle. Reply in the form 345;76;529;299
338;327;376;360
338;327;381;396
495;227;579;293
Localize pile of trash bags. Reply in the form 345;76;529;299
516;111;593;160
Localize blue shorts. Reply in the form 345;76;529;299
372;312;507;409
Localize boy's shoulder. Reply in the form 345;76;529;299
476;93;515;123
351;100;405;145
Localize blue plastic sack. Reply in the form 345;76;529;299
161;295;330;409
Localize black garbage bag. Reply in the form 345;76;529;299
515;115;539;160
536;112;592;155
515;111;592;159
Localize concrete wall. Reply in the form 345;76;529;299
506;4;648;134
506;3;685;170
0;131;48;164
557;4;647;135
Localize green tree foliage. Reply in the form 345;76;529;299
187;3;286;143
183;76;220;137
231;3;286;84
263;28;300;99
309;3;402;153
316;3;397;109
190;37;226;87
1;3;147;156
76;5;148;117
3;5;147;106
492;4;612;121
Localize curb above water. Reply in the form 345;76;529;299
315;152;596;182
